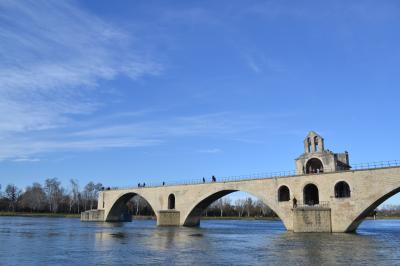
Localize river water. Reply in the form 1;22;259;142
0;217;399;266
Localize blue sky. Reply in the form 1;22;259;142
0;0;399;204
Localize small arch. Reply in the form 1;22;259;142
335;181;351;198
307;137;312;152
168;194;175;209
306;158;324;174
303;183;319;205
278;186;290;202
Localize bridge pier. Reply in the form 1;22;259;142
80;209;105;222
157;210;180;226
293;206;332;233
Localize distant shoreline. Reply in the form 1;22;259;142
0;212;399;221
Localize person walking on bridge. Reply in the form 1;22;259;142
293;197;297;208
202;177;205;183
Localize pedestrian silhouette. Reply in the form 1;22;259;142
202;177;205;183
293;197;297;208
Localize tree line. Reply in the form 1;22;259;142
125;196;277;218
2;179;399;218
204;197;277;217
0;178;102;213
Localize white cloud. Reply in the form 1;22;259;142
0;0;162;160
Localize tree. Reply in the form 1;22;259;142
44;178;62;213
20;183;46;212
5;184;21;211
235;199;246;217
214;198;231;217
244;197;254;217
83;181;103;210
69;179;80;213
255;200;273;217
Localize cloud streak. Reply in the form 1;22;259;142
0;0;161;160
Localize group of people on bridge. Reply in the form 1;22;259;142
137;175;218;188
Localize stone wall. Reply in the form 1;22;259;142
81;209;105;221
157;210;180;226
293;207;332;233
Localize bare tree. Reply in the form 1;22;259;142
235;199;246;217
44;178;62;213
244;197;254;217
69;179;80;213
84;181;103;210
5;184;21;211
20;183;46;212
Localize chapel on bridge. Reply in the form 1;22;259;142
295;131;351;174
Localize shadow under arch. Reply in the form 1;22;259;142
106;192;156;222
346;186;400;232
183;189;281;227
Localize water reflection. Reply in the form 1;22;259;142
1;217;400;265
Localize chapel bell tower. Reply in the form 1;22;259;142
295;131;350;174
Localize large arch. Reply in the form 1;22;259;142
182;189;286;228
105;192;156;222
345;186;400;232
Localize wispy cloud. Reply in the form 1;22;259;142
0;110;279;160
0;0;161;160
197;148;222;154
244;53;285;74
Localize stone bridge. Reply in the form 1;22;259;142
82;166;400;233
81;132;400;233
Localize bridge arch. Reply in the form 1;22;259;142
278;185;290;202
345;186;400;232
105;192;156;222
168;194;175;209
182;189;287;229
303;183;319;205
334;181;351;198
306;158;323;174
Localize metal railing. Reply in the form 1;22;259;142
107;159;400;191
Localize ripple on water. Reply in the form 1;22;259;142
0;217;399;265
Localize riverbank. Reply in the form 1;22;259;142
0;212;80;218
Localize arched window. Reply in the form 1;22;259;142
278;186;290;202
168;194;175;209
303;184;319;205
306;158;324;174
314;136;319;152
335;181;351;198
307;137;312;153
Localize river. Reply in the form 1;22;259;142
0;217;399;265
